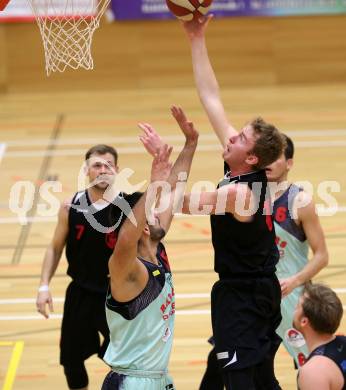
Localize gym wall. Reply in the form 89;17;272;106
0;15;345;93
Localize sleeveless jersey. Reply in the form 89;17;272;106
103;243;175;376
274;184;310;366
299;336;346;390
65;190;140;293
210;167;279;277
274;185;308;281
307;336;346;388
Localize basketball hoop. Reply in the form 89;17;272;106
27;0;111;75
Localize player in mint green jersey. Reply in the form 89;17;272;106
102;106;199;390
265;134;329;372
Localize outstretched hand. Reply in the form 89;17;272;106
138;122;164;157
182;15;213;39
171;105;199;146
151;144;173;184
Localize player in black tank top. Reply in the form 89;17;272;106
66;190;140;293
35;144;145;390
62;189;141;387
294;283;345;390
208;166;282;390
182;156;284;390
211;168;279;277
180;15;286;389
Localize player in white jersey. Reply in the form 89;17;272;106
102;106;199;390
265;134;329;373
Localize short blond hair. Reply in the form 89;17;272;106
302;283;343;334
250;117;286;170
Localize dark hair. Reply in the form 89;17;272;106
302;283;343;334
250;117;286;170
282;134;294;160
85;144;118;165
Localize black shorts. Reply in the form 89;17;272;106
101;371;126;390
211;275;281;371
60;281;109;367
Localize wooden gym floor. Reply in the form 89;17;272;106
0;82;345;390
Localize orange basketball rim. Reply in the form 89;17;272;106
0;0;10;11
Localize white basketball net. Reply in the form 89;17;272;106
27;0;111;75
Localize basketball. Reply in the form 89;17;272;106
166;0;213;21
0;0;10;11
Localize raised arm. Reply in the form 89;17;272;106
280;193;329;297
168;106;198;185
182;16;238;147
108;146;172;301
140;106;198;188
36;199;70;318
139;106;199;231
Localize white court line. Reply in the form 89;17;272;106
0;293;210;305
3;129;346;147
0;311;211;320
0;216;57;224
0;314;63;321
1;289;346;306
4;140;346;158
296;140;346;148
317;206;346;215
4;135;204;147
0;298;65;305
4;144;220;158
334;288;346;293
0;143;7;165
1;206;346;225
1;291;345;320
2;308;346;321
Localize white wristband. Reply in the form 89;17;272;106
38;285;49;292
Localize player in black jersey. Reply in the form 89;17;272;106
36;144;140;390
199;135;329;388
293;283;346;390
179;16;285;390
